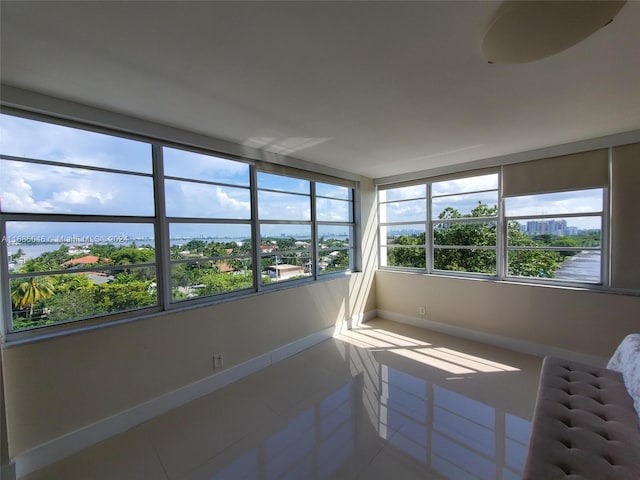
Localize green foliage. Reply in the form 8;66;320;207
109;247;154;265
386;202;567;277
10;248;25;261
89;244;117;258
388;232;426;268
11;277;55;318
432;203;497;273
199;271;253;295
93;281;156;313
46;289;97;323
22;245;71;272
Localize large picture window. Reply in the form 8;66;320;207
432;174;498;275
504;189;603;284
316;183;354;276
378;173;499;274
257;172;313;284
378;185;427;269
1;115;158;331
0;112;357;335
163;147;253;301
378;157;609;288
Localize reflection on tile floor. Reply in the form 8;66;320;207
23;319;542;480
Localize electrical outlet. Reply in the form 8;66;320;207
418;306;426;316
213;353;224;369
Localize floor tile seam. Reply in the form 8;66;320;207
352;438;392;480
145;402;282;480
169;432;258;480
149;440;172;480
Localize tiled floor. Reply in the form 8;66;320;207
23;319;543;480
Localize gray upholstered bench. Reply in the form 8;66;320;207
523;335;640;479
522;357;640;478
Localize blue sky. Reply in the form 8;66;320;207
380;173;602;229
0;114;352;243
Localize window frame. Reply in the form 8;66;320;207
503;188;607;287
378;184;428;271
377;169;610;289
0;109;358;339
379;172;500;277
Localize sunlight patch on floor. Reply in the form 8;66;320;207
335;327;520;375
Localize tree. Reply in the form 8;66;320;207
388;202;562;277
389;233;426;268
89;244;117;258
184;239;206;253
94;281;156;313
507;221;561;277
199;271;253;295
433;203;497;273
109;247;154;265
11;277;55;318
46;289;96;323
22;245;71;272
10;248;25;261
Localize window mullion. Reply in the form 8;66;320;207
250;165;262;292
311;182;318;280
152;144;171;310
0;216;11;335
426;183;433;273
497;167;505;279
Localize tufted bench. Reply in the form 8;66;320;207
522;356;640;479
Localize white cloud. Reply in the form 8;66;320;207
433;174;498;196
1;113;151;172
52;189;114;205
0;167;55;213
214;186;251;213
163;147;249;184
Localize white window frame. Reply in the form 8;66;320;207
503;188;607;287
0;109;358;339
377;169;611;289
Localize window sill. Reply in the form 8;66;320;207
377;267;640;297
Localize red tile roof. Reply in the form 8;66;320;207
61;255;102;267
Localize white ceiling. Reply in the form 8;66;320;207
1;1;639;179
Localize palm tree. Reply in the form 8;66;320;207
11;277;55;319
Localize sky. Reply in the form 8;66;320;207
380;173;603;230
0;114;352;245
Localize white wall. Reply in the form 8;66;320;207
1;179;378;459
376;271;640;362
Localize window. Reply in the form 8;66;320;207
1;114;158;331
316;183;354;275
0;112;357;335
378;173;498;274
379;185;427;269
378;158;609;287
501;148;608;286
504;189;604;284
432;174;498;275
257;172;312;284
163;147;253;301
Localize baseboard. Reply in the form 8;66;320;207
1;462;16;480
376;310;608;367
13;310;375;478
